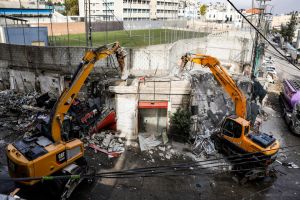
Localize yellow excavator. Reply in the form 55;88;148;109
181;53;280;169
6;42;126;199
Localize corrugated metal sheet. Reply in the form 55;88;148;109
4;26;48;46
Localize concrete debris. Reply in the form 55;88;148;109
144;144;180;161
21;105;45;112
209;181;216;188
0;90;45;136
138;134;162;151
158;146;166;152
86;131;125;158
283;162;299;169
162;129;169;144
165;153;172;160
187;69;256;138
88;143;122;158
188;70;236;138
192;133;216;158
0;194;24;200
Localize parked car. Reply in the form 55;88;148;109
266;66;277;76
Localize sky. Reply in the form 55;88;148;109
198;0;300;14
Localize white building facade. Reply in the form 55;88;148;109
205;2;242;25
178;0;199;19
78;0;180;21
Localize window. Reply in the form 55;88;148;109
245;126;250;135
222;119;242;138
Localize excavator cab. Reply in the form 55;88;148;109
221;116;248;139
218;115;279;165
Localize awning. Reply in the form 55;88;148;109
138;101;168;109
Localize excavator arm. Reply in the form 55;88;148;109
181;53;247;118
50;42;125;142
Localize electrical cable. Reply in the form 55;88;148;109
226;0;300;72
95;143;299;176
96;165;282;179
0;162;256;181
79;146;294;178
1;145;299;181
0;160;285;181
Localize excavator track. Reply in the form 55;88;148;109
60;158;95;200
211;133;275;183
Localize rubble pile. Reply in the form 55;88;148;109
184;70;253;157
84;131;125;158
145;145;180;163
187;70;253;138
190;70;233;135
0;90;44;135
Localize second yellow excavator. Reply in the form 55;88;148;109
181;53;280;169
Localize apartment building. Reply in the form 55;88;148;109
78;0;180;21
178;0;199;19
271;13;300;30
205;2;242;23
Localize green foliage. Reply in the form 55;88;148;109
280;13;297;43
45;0;53;6
200;4;207;16
65;0;79;15
170;108;192;139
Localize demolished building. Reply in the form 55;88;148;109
0;30;258;147
109;77;191;141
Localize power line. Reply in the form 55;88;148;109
1;144;299;182
226;0;300;72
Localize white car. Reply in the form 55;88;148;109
266;66;277;76
262;57;274;65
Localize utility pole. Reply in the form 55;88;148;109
251;0;271;79
105;1;108;43
84;0;92;47
88;0;92;47
84;0;88;47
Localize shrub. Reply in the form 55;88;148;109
170;108;192;141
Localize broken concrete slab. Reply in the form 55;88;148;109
138;134;162;151
85;131;125;158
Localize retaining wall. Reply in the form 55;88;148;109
0;30;253;92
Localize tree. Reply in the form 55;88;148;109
45;0;53;6
200;4;207;16
170;108;192;142
65;0;79;15
280;12;297;43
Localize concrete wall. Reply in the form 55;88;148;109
129;30;253;77
0;43;121;93
109;78;191;139
0;30;253;92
